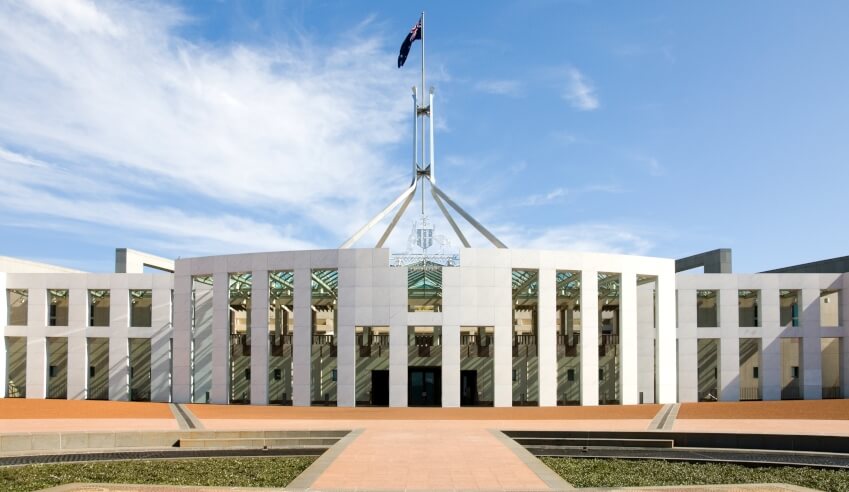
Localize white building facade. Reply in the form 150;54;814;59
3;247;847;407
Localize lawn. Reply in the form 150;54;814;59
0;456;316;492
541;457;849;491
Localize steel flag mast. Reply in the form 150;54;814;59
341;12;506;250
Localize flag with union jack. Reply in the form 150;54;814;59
398;18;422;68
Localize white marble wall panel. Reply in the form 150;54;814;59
619;271;638;404
718;285;740;401
171;272;191;403
292;267;311;406
336;267;355;407
537;268;556;407
250;269;269;405
760;288;781;401
210;271;229;404
637;283;657;403
655;270;677;403
676;288;697;402
493;266;513;407
580;270;599;406
801;288;822;399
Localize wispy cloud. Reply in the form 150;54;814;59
497;223;654;256
637;156;665;176
474;79;522;97
0;0;412;255
563;67;599;111
517;184;623;207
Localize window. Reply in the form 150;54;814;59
567;369;575;382
598;368;604;381
753;367;759;379
7;289;28;325
274;369;282;381
49;365;57;378
331;369;337;382
89;366;96;377
130;290;152;327
245;369;251;381
780;290;800;327
791;366;800;379
738;290;760;327
512;369;518;382
697;290;718;327
89;290;111;327
48;290;69;326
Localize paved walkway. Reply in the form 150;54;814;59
2;399;848;491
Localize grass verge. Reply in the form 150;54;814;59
0;456;316;492
541;457;849;491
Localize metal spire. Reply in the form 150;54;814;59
340;13;507;250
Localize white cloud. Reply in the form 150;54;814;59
498;223;654;256
517;184;622;207
0;0;412;255
563;67;599;111
474;79;522;97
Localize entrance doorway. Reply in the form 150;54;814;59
461;370;478;406
408;367;441;406
371;370;389;406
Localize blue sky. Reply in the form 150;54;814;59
1;1;847;273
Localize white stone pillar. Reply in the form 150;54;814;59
292;268;312;406
26;336;47;399
335;267;355;407
760;288;781;401
637;283;657;403
66;287;87;400
26;288;47;399
800;287;822;400
250;269;269;405
619;271;638;405
108;288;130;401
210;271;229;404
170;270;192;403
718;287;740;401
537;268;557;407
656;270;678;404
67;334;87;400
150;284;176;403
442;324;460;407
493;268;513;407
676;288;697;402
580;270;599;406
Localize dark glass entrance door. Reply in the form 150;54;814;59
408;367;441;406
461;370;478;406
371;370;389;406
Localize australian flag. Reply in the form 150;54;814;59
397;18;422;68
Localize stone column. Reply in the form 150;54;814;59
441;324;460;407
493;267;513;407
760;288;781;401
250;269;269;405
292;268;312;406
676;288;697;402
800;288;822;400
210;271;229;404
719;287;740;401
619;271;638;405
580;270;599;406
335;267;355;407
67;288;87;400
109;288;130;401
170;270;192;403
655;270;678;404
537;268;557;407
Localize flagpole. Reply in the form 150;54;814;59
420;11;426;215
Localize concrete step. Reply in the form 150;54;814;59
178;437;341;449
183;430;348;440
514;437;674;449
